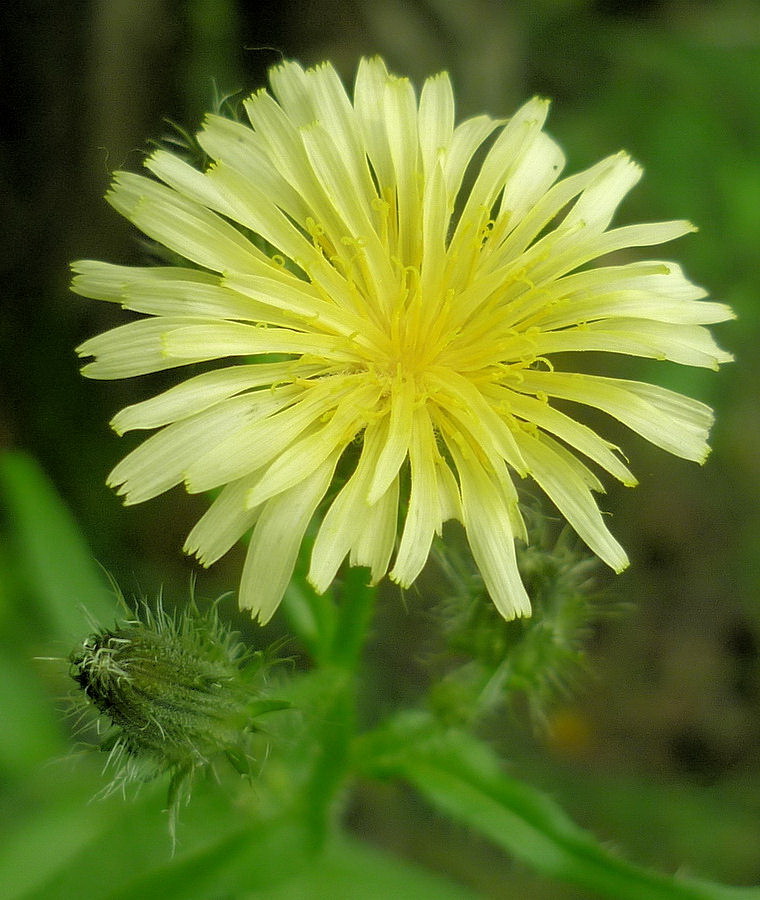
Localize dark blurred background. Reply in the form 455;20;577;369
2;0;759;896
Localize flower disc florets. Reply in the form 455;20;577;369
73;57;732;622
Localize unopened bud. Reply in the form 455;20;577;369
70;594;288;842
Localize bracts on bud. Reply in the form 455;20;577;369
69;593;289;844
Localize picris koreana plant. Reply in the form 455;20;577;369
58;57;743;900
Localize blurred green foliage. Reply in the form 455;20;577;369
2;0;759;896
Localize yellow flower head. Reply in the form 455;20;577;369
73;58;733;623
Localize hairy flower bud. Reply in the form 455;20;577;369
70;593;288;841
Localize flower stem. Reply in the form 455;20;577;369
301;567;376;850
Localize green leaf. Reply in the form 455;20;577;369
105;817;314;899
107;820;475;899
0;768;163;900
257;833;479;899
0;651;64;774
357;712;760;900
0;450;117;641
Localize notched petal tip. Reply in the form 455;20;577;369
74;339;92;359
106;480;134;505
144;146;166;167
530;94;552;109
69;259;94;281
108;413;127;436
78;360;110;381
108;395;173;435
305;570;330;597
387;568;411;590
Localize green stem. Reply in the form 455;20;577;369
301;668;355;851
327;567;377;671
301;568;377;850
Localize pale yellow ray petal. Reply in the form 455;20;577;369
245;383;379;508
70;260;217;302
436;456;462;526
243;88;360;259
562;153;641;233
530;319;733;369
240;450;340;623
491;386;637;486
184;472;262;566
526;220;697;288
512;369;713;462
144;149;235;216
390;406;441;586
308;419;385;592
418;71;455;177
106;172;263;273
384;75;422;265
107;394;266;504
222;271;373;340
120;280;295;324
273;61;380;216
447;441;531;620
111;365;307;434
444;113;501;203
184;379;352;493
420;160;450;306
299;121;397;296
514;429;629;573
77;317;209;379
350;474;399;584
162;321;347;361
428;368;527;476
552;260;708;300
455;97;550;243
354;57;395;193
491;153;625;263
497;130;565;226
527;288;733;331
197;113;312;224
367;377;415;505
